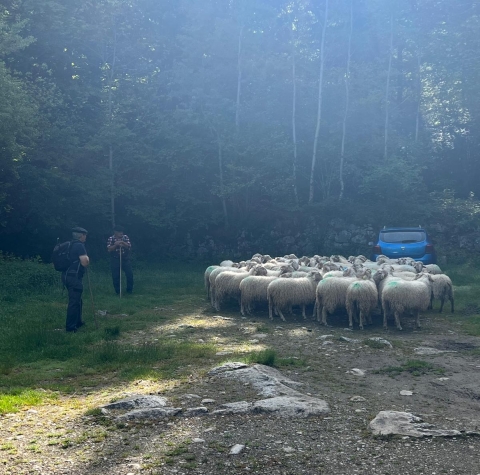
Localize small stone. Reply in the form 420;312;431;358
248;339;260;343
184;406;209;416
192;438;205;443
229;444;245;455
340;336;360;343
347;368;365;377
317;334;335;340
201;399;215;404
350;396;366;402
400;390;413;396
368;337;392;347
216;351;233;356
252;333;268;339
437;377;449;381
322;341;334;346
283;446;295;453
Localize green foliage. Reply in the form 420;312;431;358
0;389;57;415
375;360;445;377
1;0;480;260
246;348;277;367
0;259;210;410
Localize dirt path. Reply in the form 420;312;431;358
1;309;480;475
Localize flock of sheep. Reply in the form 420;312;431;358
204;253;454;331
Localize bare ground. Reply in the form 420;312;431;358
1;306;480;475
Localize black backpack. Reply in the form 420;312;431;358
52;241;72;272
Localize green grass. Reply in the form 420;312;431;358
0;257;211;413
374;359;445;377
0;388;57;414
246;348;277;366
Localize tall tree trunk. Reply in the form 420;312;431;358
415;52;422;142
384;11;394;160
309;0;329;204
217;138;229;227
291;50;299;207
109;145;115;227
107;24;117;228
235;25;244;132
396;41;404;106
339;0;353;201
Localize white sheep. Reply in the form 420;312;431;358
315;276;357;325
204;265;220;299
425;264;443;275
209;266;246;307
267;271;322;321
425;273;454;313
381;273;433;330
345;278;378;329
214;265;267;311
239;275;279;316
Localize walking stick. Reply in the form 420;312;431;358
86;268;99;329
119;242;122;299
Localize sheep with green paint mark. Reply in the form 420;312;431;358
381;273;433;330
204;265;220;299
345;279;378;329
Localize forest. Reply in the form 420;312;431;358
1;0;480;260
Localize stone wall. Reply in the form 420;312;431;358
188;218;479;264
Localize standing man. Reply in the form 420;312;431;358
107;225;134;295
63;227;89;333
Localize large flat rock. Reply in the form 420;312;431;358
213;396;329;417
369;411;462;437
102;395;168;410
211;363;305;397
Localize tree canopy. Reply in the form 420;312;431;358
1;0;480;259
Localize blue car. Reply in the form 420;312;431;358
371;227;436;264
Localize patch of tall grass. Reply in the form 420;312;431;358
0;388;57;414
0;256;208;412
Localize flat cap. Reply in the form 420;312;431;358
72;226;88;234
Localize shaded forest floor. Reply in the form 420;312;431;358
1;261;480;474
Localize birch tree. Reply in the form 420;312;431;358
384;10;394;159
339;0;353;201
309;0;329;204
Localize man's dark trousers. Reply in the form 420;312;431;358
63;274;84;332
111;258;133;294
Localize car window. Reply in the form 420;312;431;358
380;231;426;243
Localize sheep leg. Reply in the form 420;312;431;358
394;311;402;331
439;297;444;313
414;310;421;329
240;299;246;316
268;295;274;320
321;307;328;326
312;301;317;318
450;297;454;313
382;304;388;330
358;311;364;330
278;308;287;322
301;305;307;319
348;309;354;329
